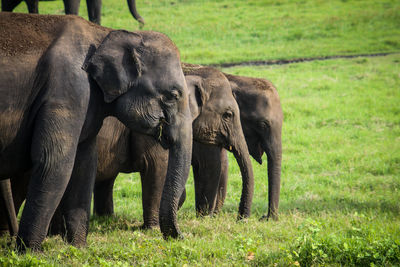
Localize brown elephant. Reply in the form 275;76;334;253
0;13;192;250
195;73;283;220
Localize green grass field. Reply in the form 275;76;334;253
1;0;400;266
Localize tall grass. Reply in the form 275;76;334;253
8;0;400;64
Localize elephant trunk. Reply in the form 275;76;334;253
127;0;145;26
0;179;18;236
159;110;192;239
263;130;282;220
231;132;255;219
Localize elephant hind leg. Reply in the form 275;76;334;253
63;0;81;15
93;178;116;216
86;0;102;24
25;0;38;13
61;138;97;247
1;0;23;11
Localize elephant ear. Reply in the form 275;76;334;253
83;30;143;103
185;75;207;120
229;80;239;99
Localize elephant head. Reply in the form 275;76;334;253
183;64;255;218
225;74;283;220
84;30;192;238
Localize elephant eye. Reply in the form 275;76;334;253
259;120;270;130
165;89;180;101
223;110;233;120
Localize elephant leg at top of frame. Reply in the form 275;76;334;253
25;0;38;13
61;137;97;247
63;0;80;15
214;149;229;214
1;0;23;11
86;0;101;24
192;142;224;216
93;177;116;216
16;111;83;251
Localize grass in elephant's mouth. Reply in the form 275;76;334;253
1;53;399;266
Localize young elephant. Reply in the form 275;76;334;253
194;73;283;220
0;13;192;250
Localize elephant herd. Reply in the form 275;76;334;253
0;12;283;251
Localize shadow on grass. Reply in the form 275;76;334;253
89;214;144;234
217;196;400;218
251;196;400;217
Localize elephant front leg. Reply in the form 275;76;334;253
140;158;168;229
93;178;116;216
17;112;84;251
60;137;97;247
192;142;223;216
214;149;229;213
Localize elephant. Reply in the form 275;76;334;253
90;67;283;220
0;12;192;250
3;64;254;232
1;0;144;25
194;72;283;220
92;64;255;227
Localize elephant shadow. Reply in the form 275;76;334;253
89;214;143;234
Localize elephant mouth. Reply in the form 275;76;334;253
157;119;172;149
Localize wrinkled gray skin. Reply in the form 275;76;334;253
89;68;282;220
212;74;283;220
1;0;144;26
68;65;253;230
0;13;191;250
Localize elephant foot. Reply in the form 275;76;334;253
16;237;43;253
140;223;159;230
160;226;184;240
259;213;279;221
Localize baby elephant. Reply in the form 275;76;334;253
90;67;283;222
194;73;283;220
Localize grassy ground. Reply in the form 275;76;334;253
1;0;400;266
8;0;400;64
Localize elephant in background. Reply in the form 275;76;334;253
0;12;191;250
195;73;283;220
1;0;144;26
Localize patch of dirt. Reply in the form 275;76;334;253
210;52;399;68
0;12;65;56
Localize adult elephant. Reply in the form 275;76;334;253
0;12;191;250
196;73;283;220
1;0;144;25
